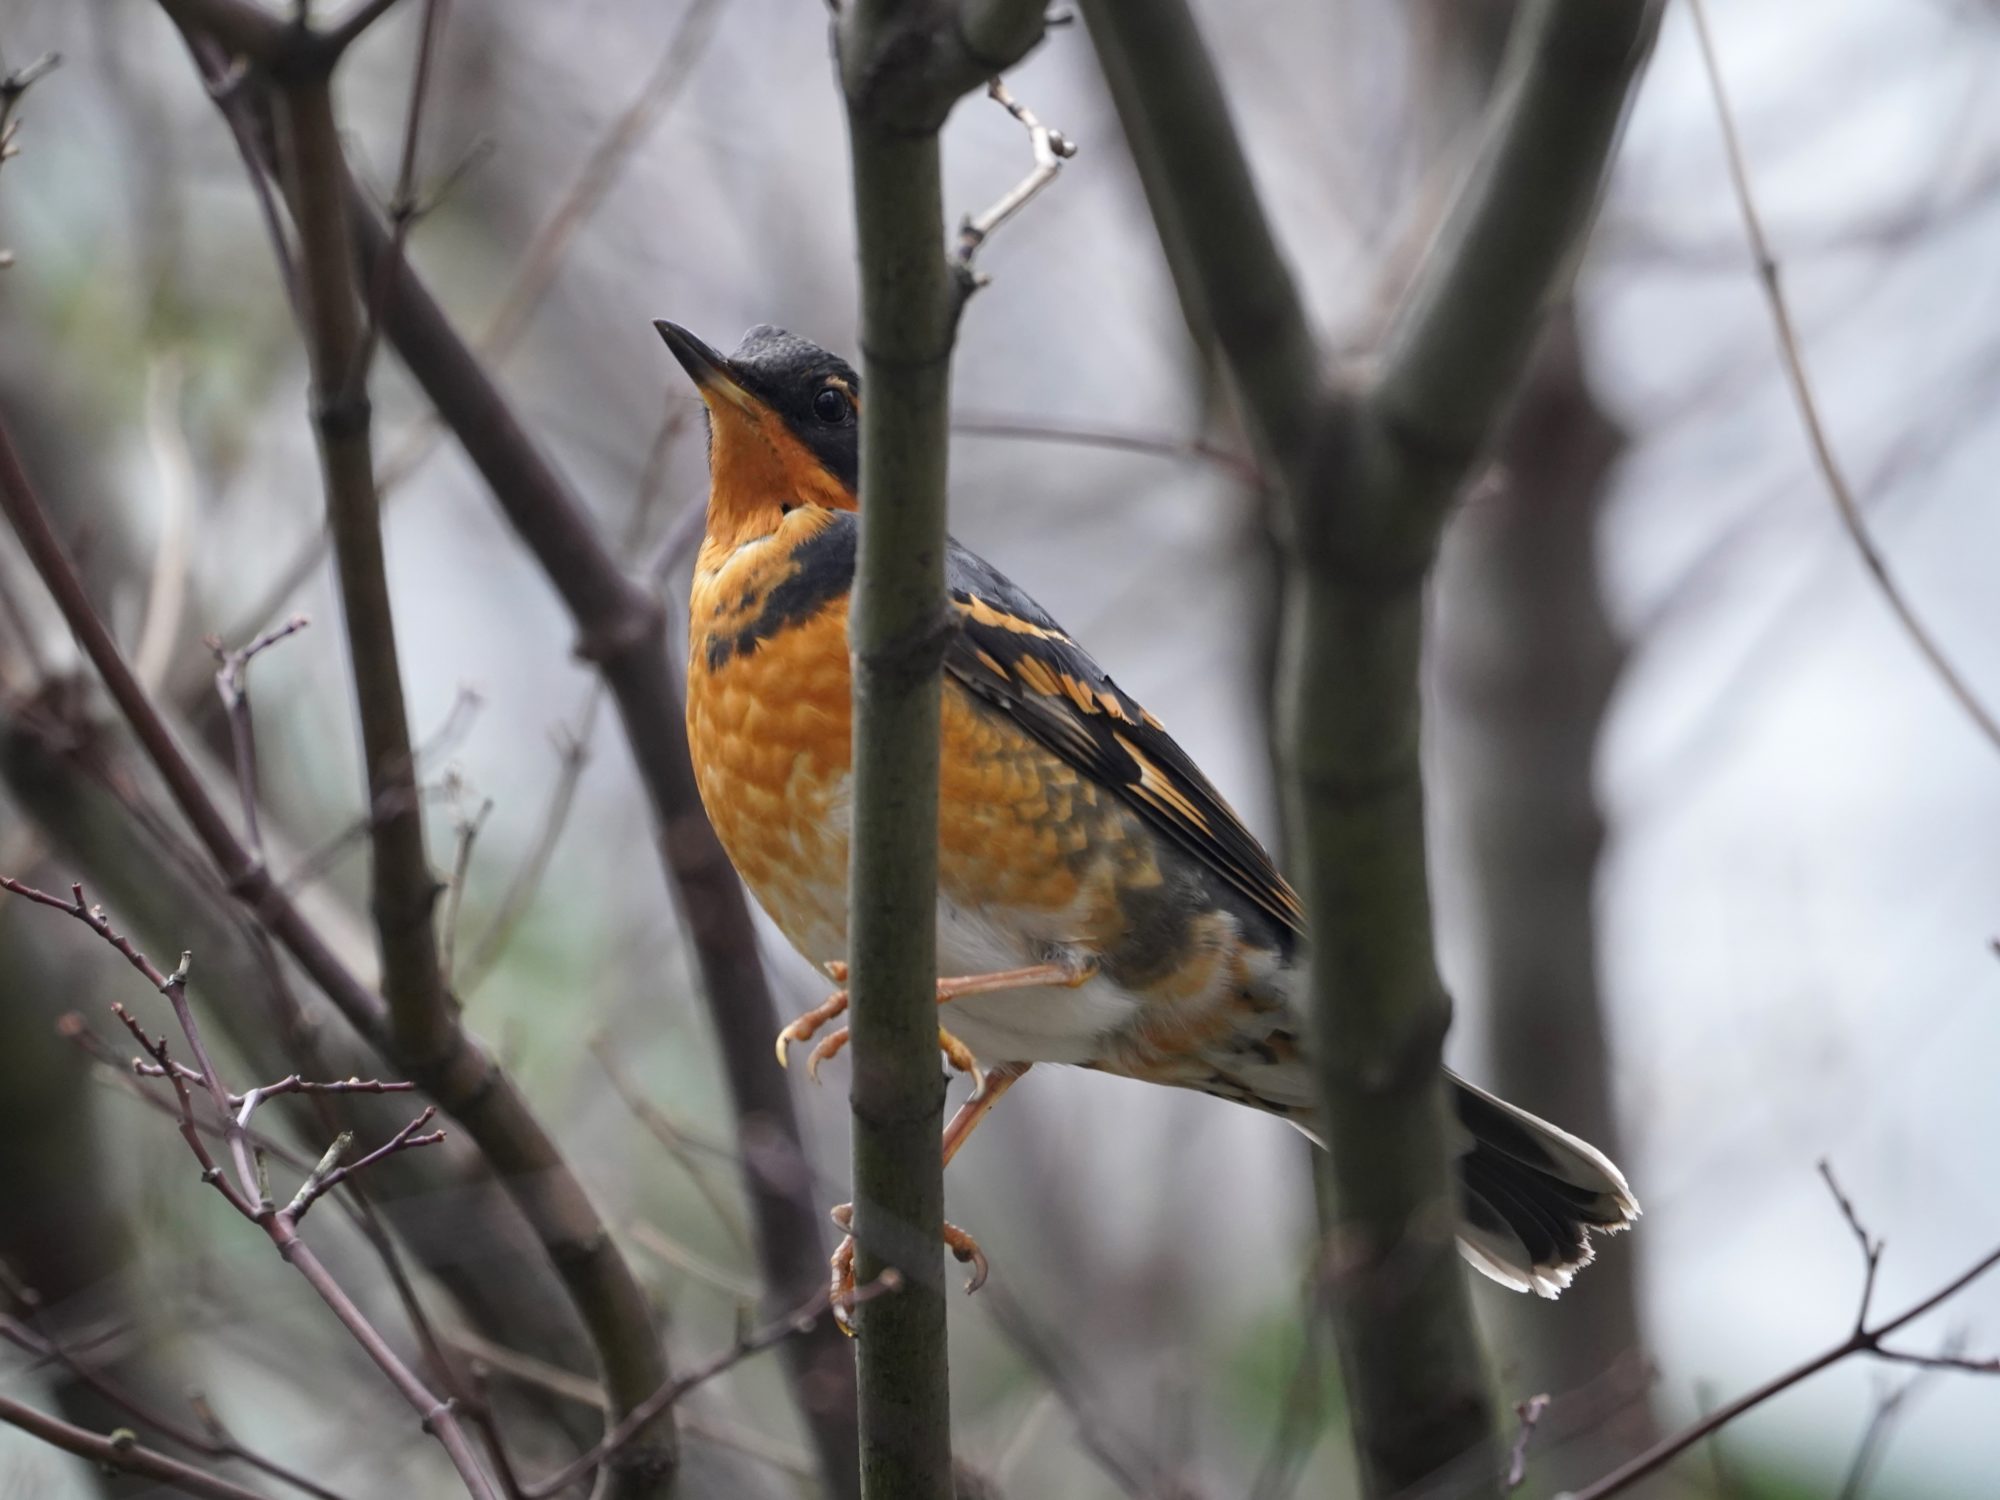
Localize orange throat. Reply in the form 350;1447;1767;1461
697;392;855;557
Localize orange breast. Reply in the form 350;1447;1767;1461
687;561;855;963
685;528;1148;965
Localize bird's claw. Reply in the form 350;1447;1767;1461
942;1220;989;1294
774;986;850;1069
826;1204;991;1336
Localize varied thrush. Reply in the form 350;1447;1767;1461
656;319;1637;1314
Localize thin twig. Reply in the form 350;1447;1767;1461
346;0;445;401
1819;1157;1884;1335
982;1284;1170;1499
1502;1393;1550;1491
591;1035;751;1253
0;877;489;1497
287;1107;445;1221
1689;0;2000;757
1834;1344;1960;1500
65;1004;519;1494
458;693;599;991
951;412;1263;490
626;1222;760;1302
520;1276;896;1500
0;53;62;271
0;1316;352;1500
208;613;311;858
193;34;300;314
1568;1166;2000;1500
370;0;724;498
210;0;719;656
954;79;1077;290
440;786;493;991
0;1390;269;1500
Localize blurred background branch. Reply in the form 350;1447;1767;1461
1081;0;1658;1490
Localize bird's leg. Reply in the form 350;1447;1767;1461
780;957;1097;1084
942;1060;1031;1167
828;1061;1035;1334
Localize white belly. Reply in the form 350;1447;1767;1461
929;895;1142;1065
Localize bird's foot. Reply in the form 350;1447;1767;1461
776;959;1093;1081
797;1020;983;1090
774;975;850;1068
777;960;995;1088
827;1202;989;1337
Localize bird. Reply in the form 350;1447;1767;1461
655;318;1637;1318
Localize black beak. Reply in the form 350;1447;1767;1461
654;320;734;392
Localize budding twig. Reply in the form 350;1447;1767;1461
0;876;487;1498
955;79;1077;291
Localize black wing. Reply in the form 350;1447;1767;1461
943;540;1305;942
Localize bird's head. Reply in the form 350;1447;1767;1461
654;321;860;537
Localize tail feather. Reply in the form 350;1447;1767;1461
1447;1073;1639;1298
1176;1035;1638;1298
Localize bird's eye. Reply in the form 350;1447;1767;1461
812;387;851;424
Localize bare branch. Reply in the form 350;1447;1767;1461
1834;1353;1957;1500
208;613;311;859
287;1106;444;1222
151;11;852;1486
1819;1159;1884;1335
838;0;1040;1487
951;412;1263;489
521;1278;897;1500
155;0;287;63
346;0;446;400
371;0;725;497
0;1309;352;1500
330;96;862;1500
1081;3;1659;1493
0;385;670;1495
1075;0;1323;477
0;1391;270;1500
271;60;458;1069
192;34;301;313
0;878;491;1497
0;52;63;271
1688;0;2000;757
590;1035;752;1253
439;786;493;991
1570;1171;2000;1500
459;693;599;991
